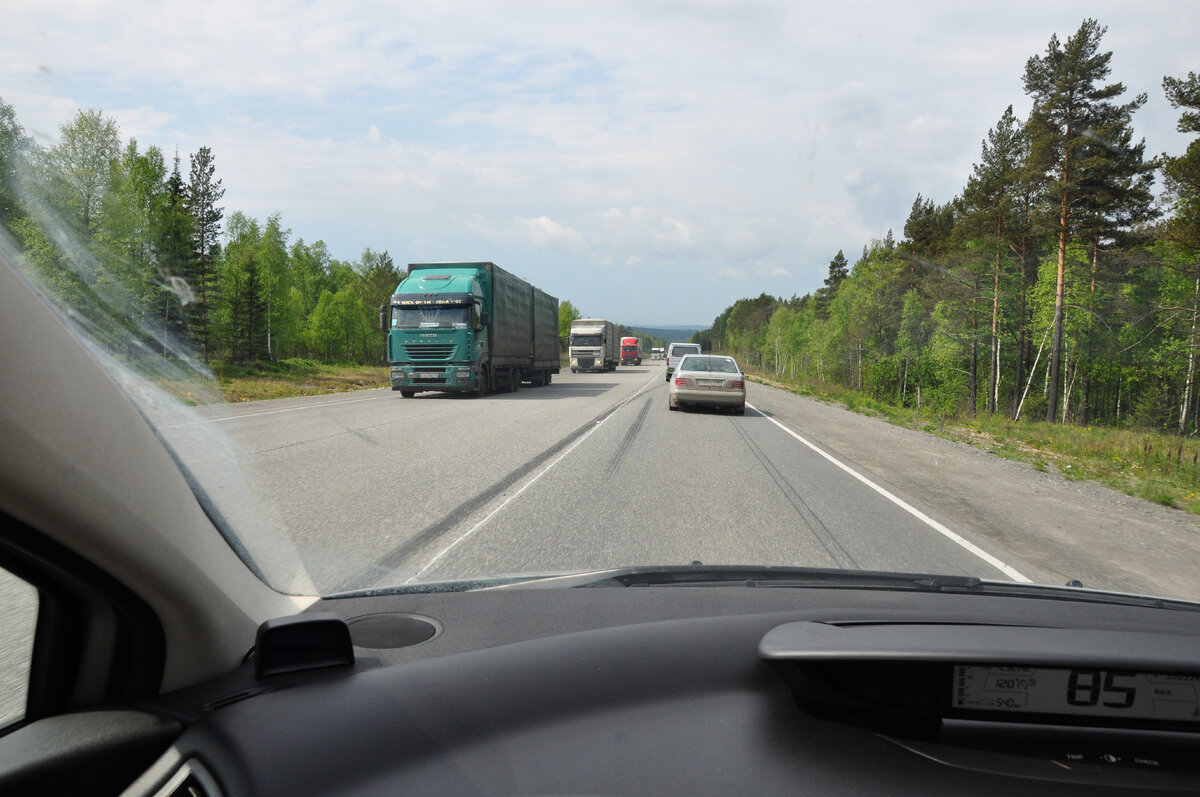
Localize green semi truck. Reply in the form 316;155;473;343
381;262;559;397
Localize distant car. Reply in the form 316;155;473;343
668;354;746;414
665;342;702;381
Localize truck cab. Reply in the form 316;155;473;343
569;318;618;373
385;268;485;396
620;337;641;366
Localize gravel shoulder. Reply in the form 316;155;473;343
747;380;1200;603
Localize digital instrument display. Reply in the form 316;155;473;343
952;666;1200;723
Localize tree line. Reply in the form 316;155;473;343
693;20;1200;433
0;102;410;367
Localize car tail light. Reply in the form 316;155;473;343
729;380;744;390
674;377;693;387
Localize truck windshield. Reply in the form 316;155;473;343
571;334;603;346
391;304;473;329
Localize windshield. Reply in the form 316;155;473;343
4;4;1200;608
391;304;472;329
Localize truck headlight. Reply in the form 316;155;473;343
456;368;471;377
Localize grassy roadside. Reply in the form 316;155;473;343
209;359;389;402
742;367;1200;515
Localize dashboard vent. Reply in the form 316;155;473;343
151;760;221;797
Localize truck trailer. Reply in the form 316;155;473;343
620;336;641;365
382;262;559;397
569;318;618;372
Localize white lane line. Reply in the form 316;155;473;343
407;371;663;582
746;402;1032;583
158;392;391;428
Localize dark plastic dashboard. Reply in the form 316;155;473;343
93;584;1200;796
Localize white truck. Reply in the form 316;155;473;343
569;318;619;372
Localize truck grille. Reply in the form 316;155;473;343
404;343;455;361
578;357;595;369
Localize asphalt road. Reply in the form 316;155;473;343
157;362;1200;600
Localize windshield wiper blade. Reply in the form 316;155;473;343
484;565;983;591
480;566;1200;610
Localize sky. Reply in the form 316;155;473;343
2;1;1196;326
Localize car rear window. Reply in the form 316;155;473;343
678;357;738;373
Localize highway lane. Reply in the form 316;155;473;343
174;363;1033;594
412;378;1024;584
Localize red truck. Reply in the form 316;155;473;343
620;336;641;366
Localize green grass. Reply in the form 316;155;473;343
209;358;389;402
743;366;1200;514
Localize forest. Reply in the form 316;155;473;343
693;21;1200;433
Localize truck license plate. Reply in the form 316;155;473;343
415;372;439;378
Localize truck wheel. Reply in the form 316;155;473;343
476;367;490;397
400;390;416;398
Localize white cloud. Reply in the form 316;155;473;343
512;216;586;250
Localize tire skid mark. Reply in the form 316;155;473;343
606;397;652;475
729;417;859;569
332;373;661;591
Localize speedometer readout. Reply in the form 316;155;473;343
953;666;1200;723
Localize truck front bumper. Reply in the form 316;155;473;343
390;365;476;391
570;356;604;372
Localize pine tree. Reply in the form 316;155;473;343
961;105;1030;414
155;154;198;348
186;146;225;361
1023;18;1147;422
814;250;849;319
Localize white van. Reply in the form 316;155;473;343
665;342;703;381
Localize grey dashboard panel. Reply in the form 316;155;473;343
126;587;1200;795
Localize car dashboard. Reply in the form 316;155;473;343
36;583;1192;796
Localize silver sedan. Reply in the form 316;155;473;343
668;354;746;414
